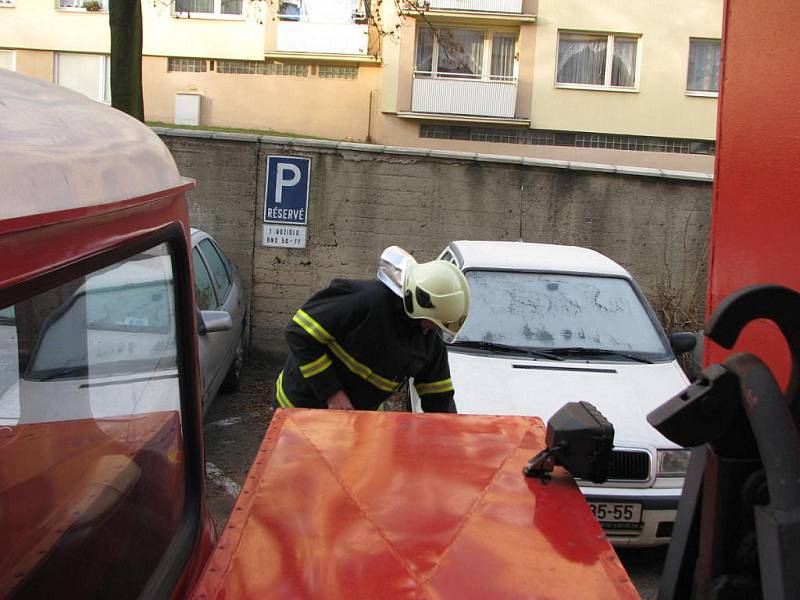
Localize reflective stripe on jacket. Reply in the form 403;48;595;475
279;279;456;412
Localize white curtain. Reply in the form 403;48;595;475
491;34;516;80
221;0;243;14
176;0;214;12
611;37;637;87
557;33;607;85
687;39;720;92
437;28;484;77
415;27;434;73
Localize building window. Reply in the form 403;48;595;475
0;49;15;71
174;0;244;18
55;53;110;104
687;38;720;95
319;65;358;79
167;57;208;72
556;32;639;90
415;25;517;81
419;124;716;155
217;60;267;74
58;0;107;10
216;60;309;76
278;0;305;21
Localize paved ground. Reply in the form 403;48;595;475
203;360;665;598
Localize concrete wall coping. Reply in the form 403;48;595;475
151;127;714;183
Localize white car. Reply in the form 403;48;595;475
411;240;695;547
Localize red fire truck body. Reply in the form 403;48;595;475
2;0;798;594
705;0;800;382
0;71;634;598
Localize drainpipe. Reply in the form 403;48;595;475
367;89;377;144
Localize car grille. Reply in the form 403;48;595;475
607;449;650;481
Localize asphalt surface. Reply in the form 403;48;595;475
203;359;665;598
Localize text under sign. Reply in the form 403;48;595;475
264;155;311;226
262;224;308;249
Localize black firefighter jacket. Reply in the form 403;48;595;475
277;279;456;412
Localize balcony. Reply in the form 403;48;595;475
275;22;368;56
426;0;523;13
411;74;517;119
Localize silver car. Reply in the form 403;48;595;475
191;229;248;413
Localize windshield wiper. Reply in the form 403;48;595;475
547;347;653;364
452;340;565;361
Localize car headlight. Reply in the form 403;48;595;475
656;449;691;477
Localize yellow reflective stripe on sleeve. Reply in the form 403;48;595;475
329;341;398;393
275;371;295;408
299;353;333;378
291;309;399;393
292;309;334;345
415;378;454;396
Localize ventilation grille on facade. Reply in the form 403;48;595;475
607;449;650;481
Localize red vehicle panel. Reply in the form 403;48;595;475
192;409;638;599
706;0;800;384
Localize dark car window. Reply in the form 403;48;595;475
198;238;232;301
192;248;218;310
0;242;187;599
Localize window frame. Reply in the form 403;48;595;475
56;0;109;12
173;0;246;21
0;224;205;599
53;52;111;104
686;37;721;98
414;23;520;83
554;30;642;93
0;49;16;71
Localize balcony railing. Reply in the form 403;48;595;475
426;0;523;13
411;73;517;118
275;22;369;55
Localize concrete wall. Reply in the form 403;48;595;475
157;130;711;357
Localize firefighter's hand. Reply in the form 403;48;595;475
326;390;354;410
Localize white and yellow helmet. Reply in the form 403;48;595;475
402;259;470;341
377;246;470;341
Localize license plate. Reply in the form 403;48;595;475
589;502;642;527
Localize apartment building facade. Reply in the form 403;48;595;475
0;0;722;172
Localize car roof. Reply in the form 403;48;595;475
448;240;631;278
0;70;187;222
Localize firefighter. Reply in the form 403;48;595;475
275;249;470;412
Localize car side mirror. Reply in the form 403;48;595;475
198;310;233;335
670;332;697;355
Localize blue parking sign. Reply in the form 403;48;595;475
264;156;311;225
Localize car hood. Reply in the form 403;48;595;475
447;350;688;449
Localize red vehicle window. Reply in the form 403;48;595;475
0;243;187;599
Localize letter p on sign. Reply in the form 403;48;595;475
276;163;301;204
264;156;311;226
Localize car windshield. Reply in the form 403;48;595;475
454;270;670;360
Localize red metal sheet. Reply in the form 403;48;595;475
706;0;800;384
192;409;638;599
